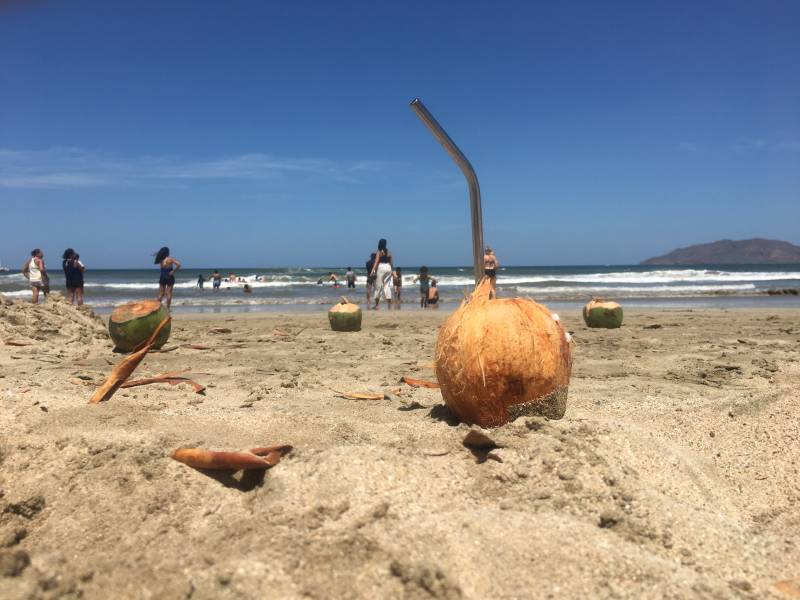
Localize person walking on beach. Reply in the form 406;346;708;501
22;248;49;304
484;246;499;298
369;239;393;310
155;246;181;309
62;248;85;305
413;266;436;309
365;253;377;304
212;270;221;291
392;267;403;309
345;267;356;289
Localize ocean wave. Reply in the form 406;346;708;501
435;270;800;286
514;284;758;294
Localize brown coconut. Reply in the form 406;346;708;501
434;279;572;427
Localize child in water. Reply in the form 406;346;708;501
392;267;402;309
413;267;436;309
427;280;439;307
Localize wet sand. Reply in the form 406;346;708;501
1;296;799;599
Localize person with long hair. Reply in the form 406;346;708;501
369;238;393;310
62;248;86;305
154;246;181;309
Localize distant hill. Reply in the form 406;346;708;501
641;238;800;265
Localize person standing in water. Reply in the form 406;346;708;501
197;273;205;289
212;270;222;291
365;252;377;304
392;267;403;309
62;248;86;305
155;246;181;309
369;239;393;310
483;246;499;298
413;266;436;309
22;248;48;304
345;267;356;289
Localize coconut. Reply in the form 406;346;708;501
583;298;623;329
328;297;362;332
108;299;171;352
435;279;572;427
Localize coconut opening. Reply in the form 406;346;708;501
330;302;360;314
111;299;164;323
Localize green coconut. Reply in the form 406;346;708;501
109;299;171;351
583;299;623;329
328;298;362;332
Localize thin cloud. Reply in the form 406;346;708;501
0;147;401;189
677;139;800;154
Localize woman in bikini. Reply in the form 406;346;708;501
155;246;181;309
62;248;86;305
483;246;499;299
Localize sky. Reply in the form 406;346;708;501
1;0;798;268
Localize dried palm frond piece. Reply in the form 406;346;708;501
400;376;440;389
331;388;386;400
88;316;171;404
170;445;292;471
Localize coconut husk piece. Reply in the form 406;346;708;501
273;327;306;339
401;376;440;389
250;444;293;466
462;429;504;464
88;315;171;404
170;444;292;471
4;340;33;347
774;579;800;598
331;388;386;401
121;370;206;394
183;344;212;350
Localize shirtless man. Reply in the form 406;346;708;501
483;247;499;299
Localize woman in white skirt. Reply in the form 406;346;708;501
369;238;394;310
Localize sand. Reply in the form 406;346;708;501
1;297;799;599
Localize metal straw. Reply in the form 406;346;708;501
409;98;485;284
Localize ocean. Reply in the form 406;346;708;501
1;265;799;313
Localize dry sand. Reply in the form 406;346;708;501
1;295;799;599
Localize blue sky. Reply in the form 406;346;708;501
1;0;798;268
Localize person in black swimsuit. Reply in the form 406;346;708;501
62;248;85;306
155;246;182;309
483;246;499;298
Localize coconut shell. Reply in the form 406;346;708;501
328;298;362;332
435;279;572;428
583;299;623;329
108;300;171;352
